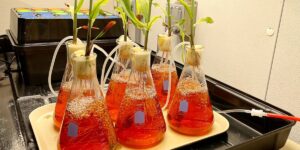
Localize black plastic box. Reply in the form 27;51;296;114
7;30;117;85
10;8;123;44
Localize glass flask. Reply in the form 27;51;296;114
116;48;166;148
58;53;118;150
53;41;85;129
151;34;178;108
167;45;214;135
105;40;133;122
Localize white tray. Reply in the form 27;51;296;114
29;103;229;150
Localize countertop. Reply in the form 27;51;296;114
0;72;299;149
282;140;300;150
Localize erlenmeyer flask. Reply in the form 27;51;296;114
167;45;214;135
151;34;178;108
53;41;85;129
116;48;166;148
58;52;118;150
105;40;133;121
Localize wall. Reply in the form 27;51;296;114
129;0;300;142
266;0;300;142
0;0;114;35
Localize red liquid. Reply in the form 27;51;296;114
105;75;127;121
152;64;178;107
167;78;214;135
54;82;71;129
59;98;117;150
116;87;166;148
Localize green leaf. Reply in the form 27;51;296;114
115;7;127;29
178;0;193;19
137;0;150;22
68;5;75;20
194;17;214;26
120;0;146;28
147;16;161;30
75;0;85;12
177;18;185;26
90;0;109;24
153;2;168;17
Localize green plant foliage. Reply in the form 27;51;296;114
120;0;161;50
119;0;146;28
76;0;84;12
178;0;193;19
194;17;214;26
90;0;109;25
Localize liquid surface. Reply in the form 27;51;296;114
167;78;214;135
116;87;166;148
54;82;71;129
105;73;128;121
152;64;178;108
59;97;117;150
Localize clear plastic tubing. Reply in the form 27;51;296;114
217;109;300;122
100;42;140;91
48;36;73;96
162;41;190;110
48;36;118;96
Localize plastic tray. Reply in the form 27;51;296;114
11;76;296;149
29;103;229;150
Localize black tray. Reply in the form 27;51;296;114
6;30;117;85
10;74;295;150
10;8;123;44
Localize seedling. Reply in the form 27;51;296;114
120;0;161;51
85;0;116;56
177;0;213;50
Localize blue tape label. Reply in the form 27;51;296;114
179;100;189;113
163;80;169;93
67;122;78;137
134;111;145;124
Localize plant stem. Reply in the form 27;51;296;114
86;0;93;56
190;0;195;50
73;0;78;44
124;16;128;41
144;0;153;51
167;0;171;37
144;30;149;50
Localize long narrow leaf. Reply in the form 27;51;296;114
147;16;161;30
75;0;85;12
153;2;167;17
115;7;127;29
90;0;109;24
137;0;150;22
120;0;146;28
178;0;192;19
194;17;214;26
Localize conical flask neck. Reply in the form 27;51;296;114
72;53;97;79
118;41;133;60
66;40;86;64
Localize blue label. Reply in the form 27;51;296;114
179;100;189;113
67;122;78;137
163;80;169;93
134;111;145;124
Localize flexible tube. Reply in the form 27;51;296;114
217;109;300;122
101;41;140;91
217;109;250;114
162;41;190;109
100;44;120;90
161;53;174;110
267;113;300;122
48;36;73;96
92;44;126;93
